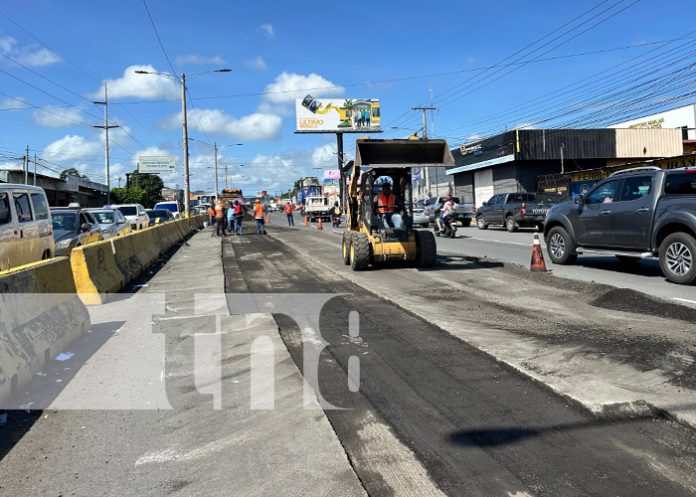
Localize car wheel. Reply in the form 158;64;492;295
546;226;577;265
416;230;437;268
421;223;429;228
505;215;517;233
350;233;370;271
659;232;696;285
461;218;472;227
476;216;488;230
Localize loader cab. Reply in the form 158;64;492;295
360;168;413;238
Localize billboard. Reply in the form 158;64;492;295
324;169;340;180
296;95;381;133
138;156;176;174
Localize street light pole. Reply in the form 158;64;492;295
180;73;191;217
213;141;219;204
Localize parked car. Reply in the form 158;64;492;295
424;196;475;226
112;204;149;230
85;208;132;239
153;201;182;219
412;207;430;227
0;184;54;271
146;209;175;226
544;167;696;284
475;192;554;232
50;207;103;256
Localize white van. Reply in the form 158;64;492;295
0;184;54;271
153;201;182;219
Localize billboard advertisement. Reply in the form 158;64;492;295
324;169;340;180
138;156;176;174
296;95;381;133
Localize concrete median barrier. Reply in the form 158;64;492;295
70;218;200;305
0;257;90;406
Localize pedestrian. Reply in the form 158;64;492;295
214;200;225;237
284;201;295;226
253;199;266;235
226;200;235;235
233;199;245;235
208;205;216;226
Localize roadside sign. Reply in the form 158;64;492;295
138;156;176;174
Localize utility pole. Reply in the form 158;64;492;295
224;164;229;189
93;82;119;205
560;143;565;174
33;153;37;186
213;142;219;203
181;73;190;218
118;176;122;188
24;145;29;184
413;106;436;197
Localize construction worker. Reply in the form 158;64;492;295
374;181;404;229
253;199;267;235
214;200;225;237
284;201;295;226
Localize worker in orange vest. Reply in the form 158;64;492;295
283;201;295;226
214;201;226;237
373;181;404;229
253;199;267;235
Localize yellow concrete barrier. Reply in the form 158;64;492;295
0;257;90;404
70;218;198;305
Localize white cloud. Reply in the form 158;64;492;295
42;135;101;162
0;36;61;67
160;108;282;141
262;72;344;105
175;54;227;65
258;23;274;38
0;96;29;109
33;106;84;128
245;56;268;71
311;143;337;166
95;65;179;100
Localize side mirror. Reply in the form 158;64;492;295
482;201;488;206
80;222;92;232
574;194;585;205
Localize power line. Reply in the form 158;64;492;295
141;0;180;84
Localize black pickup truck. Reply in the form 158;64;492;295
544;167;696;284
475;192;553;232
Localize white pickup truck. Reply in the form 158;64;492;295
303;196;332;221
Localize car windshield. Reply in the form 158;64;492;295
51;212;78;232
154;203;178;213
117;206;137;216
91;212;115;224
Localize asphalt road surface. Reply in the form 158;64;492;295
224;221;696;497
276;211;696;309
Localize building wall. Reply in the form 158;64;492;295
517;129;617;160
493;163;519;194
609;104;696;140
453;172;474;204
614;128;683;158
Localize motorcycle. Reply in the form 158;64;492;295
331;213;342;228
434;216;457;238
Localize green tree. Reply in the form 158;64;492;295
60;168;88;180
130;172;164;207
110;187;146;205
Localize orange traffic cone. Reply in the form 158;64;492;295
317;216;323;230
530;232;547;272
304;215;309;227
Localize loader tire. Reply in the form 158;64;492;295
416;230;436;268
350;233;371;271
342;231;352;265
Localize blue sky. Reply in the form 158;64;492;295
0;0;693;195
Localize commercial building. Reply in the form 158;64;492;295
0;169;108;207
445;128;683;205
610;103;696;154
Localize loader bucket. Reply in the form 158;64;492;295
354;139;454;168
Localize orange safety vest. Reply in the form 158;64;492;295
376;192;396;213
215;205;224;219
284;204;293;214
253;203;265;219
